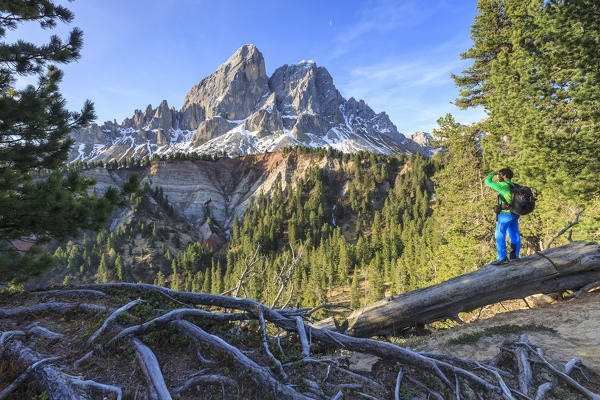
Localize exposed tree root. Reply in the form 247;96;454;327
30;289;109;298
170;319;310;400
26;323;64;341
0;301;107;318
87;298;145;345
519;340;600;400
0;336;122;399
258;310;288;380
172;373;237;397
131;337;172;400
0;355;60;400
107;307;251;346
0;284;597;399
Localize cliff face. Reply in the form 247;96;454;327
83;151;352;246
70;45;427;161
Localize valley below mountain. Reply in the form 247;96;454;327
78;151;363;248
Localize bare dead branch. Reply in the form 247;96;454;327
258;310;287;380
330;390;343;400
0;330;25;346
455;373;461;400
73;350;94;369
30;289;108;298
68;378;123;400
567;281;600;299
534;381;554;400
195;348;216;365
494;370;517;400
108;308;251;346
0;301;107;318
221;245;264;297
335;366;382;389
270;242;305;309
545;207;585;250
296;316;310;357
516;335;533;395
131;338;172;400
0;336;122;399
172;374;237;397
87;298;145;345
420;353;513;379
170;319;310;400
565;358;584;376
394;367;404;400
404;375;444;400
521;342;600;400
27;325;64;341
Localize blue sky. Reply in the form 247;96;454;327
7;0;486;134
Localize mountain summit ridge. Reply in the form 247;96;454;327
70;45;426;162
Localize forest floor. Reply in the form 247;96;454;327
412;291;600;372
1;287;599;399
333;291;600;381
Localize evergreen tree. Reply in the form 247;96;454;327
201;268;211;294
170;259;181;291
192;271;203;292
453;0;600;247
154;271;167;287
97;254;110;284
115;254;124;281
350;267;361;309
367;256;384;303
0;2;138;283
429;114;492;276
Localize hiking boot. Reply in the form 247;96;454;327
491;258;509;265
509;246;519;261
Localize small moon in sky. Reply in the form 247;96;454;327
329;20;333;26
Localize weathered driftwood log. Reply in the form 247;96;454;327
345;241;600;337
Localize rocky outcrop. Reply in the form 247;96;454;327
83;152;350;245
70;45;428;162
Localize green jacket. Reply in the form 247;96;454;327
484;172;514;213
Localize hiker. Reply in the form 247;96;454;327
485;168;520;265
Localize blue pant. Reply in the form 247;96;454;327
495;213;520;260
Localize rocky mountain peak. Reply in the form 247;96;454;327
409;131;433;146
269;60;343;119
182;44;268;121
70;44;429;162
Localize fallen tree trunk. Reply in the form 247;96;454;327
346;241;600;337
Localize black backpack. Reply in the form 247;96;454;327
499;182;536;216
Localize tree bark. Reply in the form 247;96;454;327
345;241;600;337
